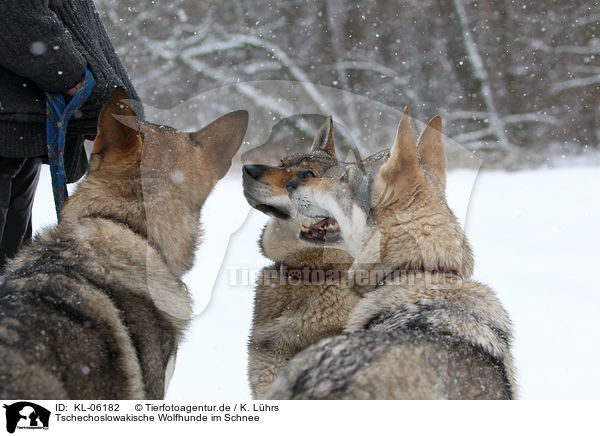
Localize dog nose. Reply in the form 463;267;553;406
242;164;268;180
286;178;301;194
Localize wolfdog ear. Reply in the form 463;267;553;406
310;116;336;157
379;107;420;181
190;110;249;178
372;108;423;207
417;115;446;190
92;87;141;160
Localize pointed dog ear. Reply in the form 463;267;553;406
190;110;249;179
310;116;336;157
92;87;141;162
378;107;421;184
372;108;423;207
417;115;446;190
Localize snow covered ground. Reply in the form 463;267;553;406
31;164;600;400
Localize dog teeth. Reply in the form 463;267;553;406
326;222;339;231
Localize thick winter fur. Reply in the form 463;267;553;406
0;88;248;399
243;118;362;399
270;110;516;399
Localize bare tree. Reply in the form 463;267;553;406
96;0;599;167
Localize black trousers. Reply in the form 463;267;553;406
0;157;42;270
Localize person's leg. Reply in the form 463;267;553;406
0;157;42;269
0;158;18;254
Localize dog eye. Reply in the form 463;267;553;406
340;172;348;183
299;170;315;179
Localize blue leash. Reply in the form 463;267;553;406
45;69;95;220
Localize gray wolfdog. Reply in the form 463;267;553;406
271;109;516;399
0;89;248;399
242;117;371;399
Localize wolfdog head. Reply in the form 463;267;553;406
62;88;249;277
287;109;474;284
242;117;352;263
285;148;388;259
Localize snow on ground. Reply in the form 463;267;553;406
32;165;600;399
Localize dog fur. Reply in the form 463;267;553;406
0;88;248;399
243;118;362;399
270;110;516;399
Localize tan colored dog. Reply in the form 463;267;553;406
242;118;362;399
272;110;516;399
0;89;248;399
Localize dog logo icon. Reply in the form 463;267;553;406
3;402;50;434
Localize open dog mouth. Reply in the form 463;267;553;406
300;217;340;243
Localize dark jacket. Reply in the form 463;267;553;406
0;0;142;182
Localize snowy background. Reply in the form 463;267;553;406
32;162;600;400
25;0;600;400
97;0;600;169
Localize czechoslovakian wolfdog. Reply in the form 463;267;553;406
0;89;248;399
242;117;366;399
270;109;516;399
